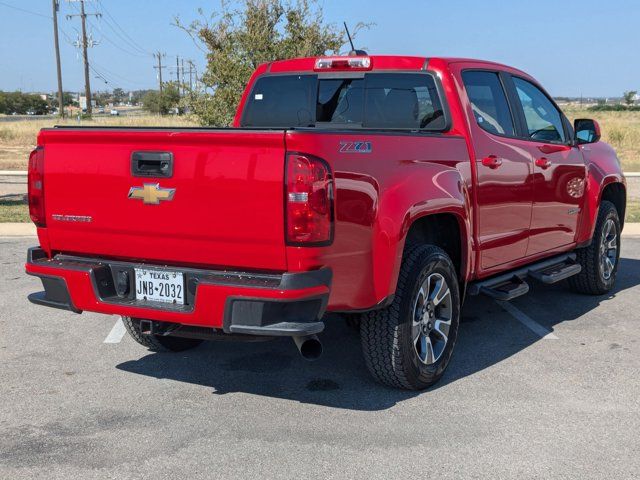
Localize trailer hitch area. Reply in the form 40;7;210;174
139;319;180;337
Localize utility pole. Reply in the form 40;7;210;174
66;0;101;115
176;55;180;92
153;52;166;93
181;58;185;96
52;0;64;118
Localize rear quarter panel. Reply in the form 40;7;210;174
285;131;472;310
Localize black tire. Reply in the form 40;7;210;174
568;200;621;295
360;245;460;390
122;317;203;352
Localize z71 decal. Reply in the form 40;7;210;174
339;141;372;154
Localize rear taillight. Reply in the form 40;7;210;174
28;147;45;227
285;153;333;245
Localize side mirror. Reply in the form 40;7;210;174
574;118;601;145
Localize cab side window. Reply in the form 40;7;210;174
462;71;515;136
513;77;566;143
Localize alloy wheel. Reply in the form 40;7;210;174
411;273;452;365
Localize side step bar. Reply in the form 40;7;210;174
469;253;581;301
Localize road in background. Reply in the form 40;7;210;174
0;108;144;123
0;175;26;197
628;175;640;200
1;237;639;479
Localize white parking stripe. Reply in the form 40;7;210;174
496;300;558;340
103;317;126;344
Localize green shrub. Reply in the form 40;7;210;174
588;104;640;112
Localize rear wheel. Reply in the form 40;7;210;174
569;200;621;295
360;245;460;390
122;317;203;352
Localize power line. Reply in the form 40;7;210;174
96;0;151;56
85;15;149;58
89;64;110;85
0;1;51;19
91;61;150;87
97;14;150;56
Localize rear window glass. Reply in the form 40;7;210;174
242;75;316;127
242;73;446;131
317;78;364;124
364;73;445;129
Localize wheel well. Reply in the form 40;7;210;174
601;182;626;227
405;214;463;279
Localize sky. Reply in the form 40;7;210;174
0;0;638;97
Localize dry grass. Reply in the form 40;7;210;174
0;115;199;170
564;107;640;173
627;201;640;223
0;194;29;222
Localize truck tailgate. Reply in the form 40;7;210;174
38;128;288;271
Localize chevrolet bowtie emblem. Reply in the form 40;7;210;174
128;183;176;205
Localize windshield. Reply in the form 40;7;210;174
241;72;447;130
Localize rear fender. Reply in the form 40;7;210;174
376;164;472;301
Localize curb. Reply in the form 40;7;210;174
0;223;36;236
2;222;639;238
623;223;640;236
0;171;27;176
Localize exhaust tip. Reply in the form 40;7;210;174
293;335;323;361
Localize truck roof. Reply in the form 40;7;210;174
264;55;527;76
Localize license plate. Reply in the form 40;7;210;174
134;268;185;305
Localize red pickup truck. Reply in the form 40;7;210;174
26;55;626;390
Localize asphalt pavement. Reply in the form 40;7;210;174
0;175;26;197
1;237;639;479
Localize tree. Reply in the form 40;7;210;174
112;88;126;105
142;82;181;115
623;91;637;106
130;89;154;105
176;0;368;126
92;91;111;107
51;91;76;108
0;91;48;114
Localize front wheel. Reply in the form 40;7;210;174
360;245;460;390
569;200;621;295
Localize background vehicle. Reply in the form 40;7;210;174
25;55;626;390
110;109;119;116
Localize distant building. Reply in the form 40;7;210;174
78;95;96;110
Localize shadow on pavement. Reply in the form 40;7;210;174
116;257;640;411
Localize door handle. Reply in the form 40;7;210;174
535;157;552;169
481;155;503;169
131;151;174;178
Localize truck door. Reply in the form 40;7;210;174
508;76;587;256
459;70;534;272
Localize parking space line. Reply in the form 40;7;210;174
103;317;126;344
496;300;558;340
